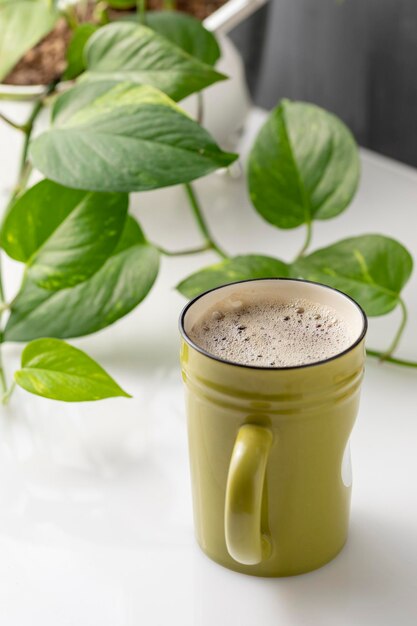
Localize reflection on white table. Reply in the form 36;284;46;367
0;109;416;626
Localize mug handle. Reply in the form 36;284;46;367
225;424;273;565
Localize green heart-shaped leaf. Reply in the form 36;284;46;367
248;100;360;229
0;0;58;81
30;82;237;193
5;216;159;341
15;338;130;401
63;23;98;81
293;235;413;316
177;255;290;299
143;11;221;66
1;179;128;290
83;22;225;101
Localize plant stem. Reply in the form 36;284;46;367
94;2;110;25
365;299;415;369
1;253;13;405
0;81;57;406
0;353;7;401
0;263;15;404
366;349;417;369
0;255;8;402
9;80;58;205
295;220;313;260
63;4;79;30
0;112;26;132
19;102;44;174
156;243;211;256
0;256;4;306
184;183;228;259
137;0;146;24
380;298;408;359
2;381;16;405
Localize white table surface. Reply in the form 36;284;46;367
0;109;416;625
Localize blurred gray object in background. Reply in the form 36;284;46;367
230;0;417;167
227;0;270;96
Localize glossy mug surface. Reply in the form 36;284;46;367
180;279;367;577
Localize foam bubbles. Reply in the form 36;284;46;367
189;297;354;367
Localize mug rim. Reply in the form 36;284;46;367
179;277;368;371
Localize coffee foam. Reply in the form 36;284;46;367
188;296;354;367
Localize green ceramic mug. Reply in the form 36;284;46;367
180;278;367;577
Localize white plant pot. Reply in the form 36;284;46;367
0;35;251;197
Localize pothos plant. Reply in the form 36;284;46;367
0;2;415;407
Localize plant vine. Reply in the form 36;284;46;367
0;2;415;406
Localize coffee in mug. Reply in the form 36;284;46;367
188;295;354;367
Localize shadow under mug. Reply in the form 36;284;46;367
179;278;367;577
